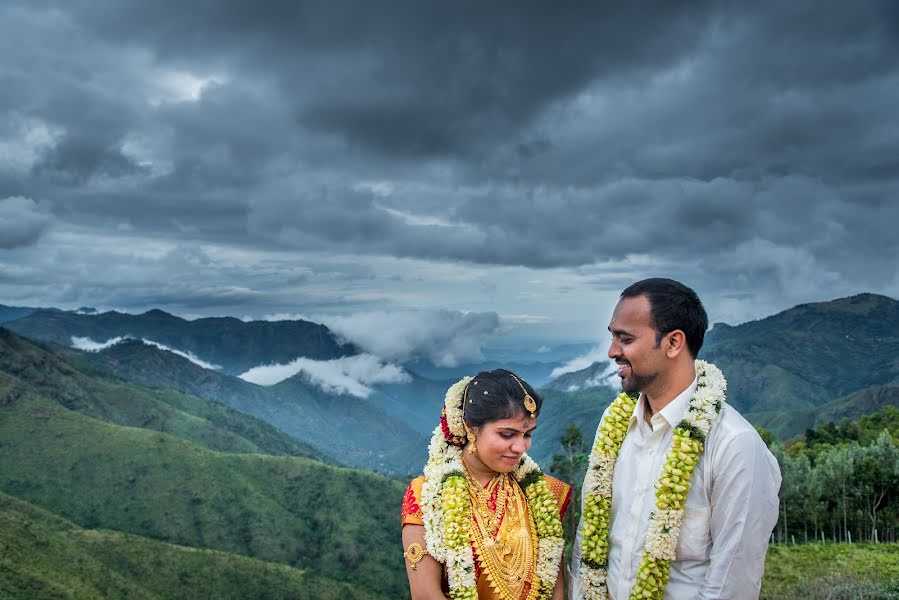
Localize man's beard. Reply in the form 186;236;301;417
620;365;657;393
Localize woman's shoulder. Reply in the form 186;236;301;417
401;476;426;525
541;473;571;497
541;473;573;517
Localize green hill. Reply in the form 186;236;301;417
0;383;408;597
0;492;386;600
0;328;323;459
4;308;357;375
703;293;899;415
80;338;427;473
529;385;617;466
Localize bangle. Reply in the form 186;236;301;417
403;542;429;570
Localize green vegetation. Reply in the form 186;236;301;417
0;492;389;599
81;338;427;473
529;386;614;466
761;543;899;600
703;293;899;437
0;327;322;459
0;388;408;597
0;327;411;597
771;407;899;545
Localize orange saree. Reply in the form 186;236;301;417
402;474;572;599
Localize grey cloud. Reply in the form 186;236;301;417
0;196;52;249
36;1;721;160
322;309;501;367
2;0;898;330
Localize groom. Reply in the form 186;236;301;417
570;278;781;599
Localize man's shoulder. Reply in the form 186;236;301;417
708;403;769;453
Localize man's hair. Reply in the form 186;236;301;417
621;278;708;358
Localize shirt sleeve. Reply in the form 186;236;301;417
699;430;782;600
401;477;425;526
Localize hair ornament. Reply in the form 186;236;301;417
510;373;537;419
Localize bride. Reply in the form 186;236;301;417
401;369;572;600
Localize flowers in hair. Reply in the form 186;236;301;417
421;376;564;600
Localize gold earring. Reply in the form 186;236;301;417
465;425;477;454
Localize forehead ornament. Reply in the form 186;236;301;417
510;373;537;419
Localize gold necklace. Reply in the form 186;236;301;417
463;463;509;537
462;461;539;600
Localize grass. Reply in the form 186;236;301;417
0;491;387;599
762;543;899;600
0;386;409;598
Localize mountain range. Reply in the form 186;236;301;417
4;292;899;458
532;293;899;441
0;329;407;598
5;309;357;375
2;292;898;597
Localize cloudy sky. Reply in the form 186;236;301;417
1;1;898;354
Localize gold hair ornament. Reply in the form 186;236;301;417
403;542;428;570
510;373;537;418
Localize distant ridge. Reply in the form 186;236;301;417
0;304;61;324
81;337;427;473
703;293;899;427
5;309;358;375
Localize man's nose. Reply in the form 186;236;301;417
608;340;620;359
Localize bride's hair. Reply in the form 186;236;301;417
462;369;542;428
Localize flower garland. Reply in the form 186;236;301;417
577;360;726;600
420;376;565;600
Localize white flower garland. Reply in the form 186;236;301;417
577;360;726;600
420;376;565;600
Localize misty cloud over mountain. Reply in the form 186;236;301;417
322;309;501;367
72;335;222;370
238;353;410;397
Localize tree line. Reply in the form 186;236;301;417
551;406;899;549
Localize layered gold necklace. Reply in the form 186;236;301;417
463;462;539;600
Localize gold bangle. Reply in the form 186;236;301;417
403;542;428;570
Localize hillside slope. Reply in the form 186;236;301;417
81;338;426;473
0;492;386;600
0;328;322;459
0;384;409;597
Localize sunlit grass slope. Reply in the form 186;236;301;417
0;492;387;600
0;385;408;597
0;326;323;459
762;543;899;599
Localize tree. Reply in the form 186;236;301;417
551;424;589;553
853;431;899;540
816;445;856;542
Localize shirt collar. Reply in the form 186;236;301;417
628;376;699;432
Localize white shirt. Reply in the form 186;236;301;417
569;378;781;600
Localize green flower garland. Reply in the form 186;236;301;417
420;377;565;599
577;360;726;600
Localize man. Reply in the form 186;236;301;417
569;278;781;600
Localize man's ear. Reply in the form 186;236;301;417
664;330;687;358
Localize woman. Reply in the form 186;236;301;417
401;369;572;600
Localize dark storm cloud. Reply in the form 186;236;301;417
58;1;716;157
1;0;898;319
